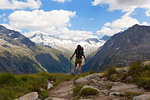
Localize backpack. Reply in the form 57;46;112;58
75;47;84;59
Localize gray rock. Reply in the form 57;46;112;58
116;67;129;73
126;76;133;82
75;73;104;85
44;97;67;100
19;92;38;100
47;81;53;89
110;83;138;92
101;89;110;95
75;78;90;85
109;92;125;96
133;92;150;100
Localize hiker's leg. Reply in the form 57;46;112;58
73;59;77;72
78;65;81;73
73;65;76;72
78;59;82;74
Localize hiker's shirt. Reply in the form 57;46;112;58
74;50;85;59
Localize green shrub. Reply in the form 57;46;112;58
105;66;117;79
80;87;99;97
119;72;128;81
40;90;49;99
129;61;142;77
73;85;83;96
136;77;150;89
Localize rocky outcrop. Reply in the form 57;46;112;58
75;73;104;85
18;92;38;100
133;92;150;100
73;68;147;100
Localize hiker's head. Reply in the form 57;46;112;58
77;45;81;49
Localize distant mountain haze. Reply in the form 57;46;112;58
83;24;150;72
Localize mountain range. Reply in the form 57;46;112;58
83;24;150;72
0;25;72;74
28;33;107;56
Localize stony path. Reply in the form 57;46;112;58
48;81;74;99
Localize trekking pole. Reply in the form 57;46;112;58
70;62;71;74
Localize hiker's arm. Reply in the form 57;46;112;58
70;53;75;61
83;55;86;62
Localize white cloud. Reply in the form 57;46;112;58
57;28;97;41
91;0;150;16
52;0;71;3
5;9;96;41
2;24;21;32
8;10;76;32
96;12;150;36
92;0;150;36
0;0;41;10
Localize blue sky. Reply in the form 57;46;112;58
0;0;150;41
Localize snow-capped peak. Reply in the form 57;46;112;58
27;33;106;55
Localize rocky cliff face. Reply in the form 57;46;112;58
83;24;150;72
0;25;72;74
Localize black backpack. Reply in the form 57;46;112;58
75;47;84;59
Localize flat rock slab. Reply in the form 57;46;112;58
79;91;115;100
110;83;138;92
19;92;38;100
48;81;74;99
133;92;150;100
45;97;67;100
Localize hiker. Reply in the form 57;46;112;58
70;45;86;74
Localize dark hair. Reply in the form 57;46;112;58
77;45;81;49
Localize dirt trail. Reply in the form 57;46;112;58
48;81;74;99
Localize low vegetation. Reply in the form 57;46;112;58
104;61;150;90
129;61;150;89
73;85;83;96
0;72;92;100
80;87;99;97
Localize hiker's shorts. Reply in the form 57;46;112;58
75;58;82;67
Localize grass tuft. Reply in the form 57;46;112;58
80;87;99;97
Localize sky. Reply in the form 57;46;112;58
0;0;150;41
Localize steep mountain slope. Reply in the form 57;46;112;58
0;25;72;74
83;24;150;72
28;33;105;55
100;35;111;41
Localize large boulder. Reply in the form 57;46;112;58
74;73;104;85
19;92;38;100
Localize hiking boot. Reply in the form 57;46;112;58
71;72;75;76
77;73;80;76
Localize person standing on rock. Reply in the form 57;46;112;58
70;45;86;75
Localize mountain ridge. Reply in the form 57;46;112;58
83;24;150;72
0;25;72;74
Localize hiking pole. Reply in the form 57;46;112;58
70;61;71;74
